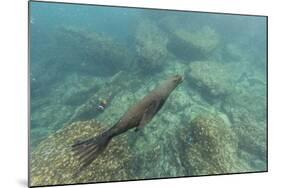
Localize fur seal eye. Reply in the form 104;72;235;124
172;75;183;83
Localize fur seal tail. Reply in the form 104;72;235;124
71;131;112;176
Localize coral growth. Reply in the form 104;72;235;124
30;120;132;187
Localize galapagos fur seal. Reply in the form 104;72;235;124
72;75;184;174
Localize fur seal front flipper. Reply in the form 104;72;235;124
136;99;165;131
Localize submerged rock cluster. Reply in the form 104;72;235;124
31;111;263;186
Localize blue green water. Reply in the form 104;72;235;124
30;1;267;186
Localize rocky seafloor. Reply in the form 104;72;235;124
30;13;267;186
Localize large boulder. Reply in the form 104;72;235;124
186;61;235;102
180;113;250;175
222;101;267;168
233;113;266;163
167;26;219;62
135;19;169;72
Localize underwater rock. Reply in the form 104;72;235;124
63;92;105;124
30;103;74;149
135;19;170;72
219;66;267;169
54;26;133;76
30;126;53;150
222;43;246;62
31;73;110;149
181;113;249;175
62;75;101;107
222;68;266;122
186;61;235;102
222;88;266;123
30;120;132;187
31;57;65;100
221;101;266;164
167;26;219;62
232;113;267;163
127;111;188;179
66;71;129;124
63;85;100;106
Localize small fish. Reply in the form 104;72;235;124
96;105;105;111
72;75;183;174
96;99;108;111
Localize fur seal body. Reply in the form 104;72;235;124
72;75;183;173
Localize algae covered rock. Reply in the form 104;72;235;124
186;61;235;101
181;113;247;175
135;19;169;72
30;120;132;187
